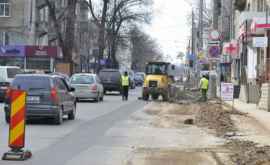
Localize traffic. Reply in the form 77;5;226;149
1;67;145;126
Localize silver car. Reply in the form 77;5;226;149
70;73;104;102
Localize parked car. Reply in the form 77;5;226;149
70;73;104;102
134;72;145;86
0;66;22;102
99;69;122;94
4;74;76;125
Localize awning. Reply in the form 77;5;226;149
251;17;270;34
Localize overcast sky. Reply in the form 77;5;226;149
145;0;194;61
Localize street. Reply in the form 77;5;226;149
0;88;146;165
1;87;270;165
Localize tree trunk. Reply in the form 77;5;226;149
64;0;77;74
96;0;109;73
111;37;118;68
46;0;77;75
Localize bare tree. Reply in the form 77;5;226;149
45;0;78;74
83;0;152;70
83;0;110;72
106;0;152;68
130;26;163;71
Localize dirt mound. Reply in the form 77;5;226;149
195;103;237;137
226;140;270;165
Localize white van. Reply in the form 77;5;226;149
0;66;22;101
0;66;22;82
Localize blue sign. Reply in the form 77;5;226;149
100;59;106;65
208;46;220;59
0;45;25;57
186;53;195;61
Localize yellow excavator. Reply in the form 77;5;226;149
142;62;175;101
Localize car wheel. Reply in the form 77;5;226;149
68;104;76;120
54;107;63;125
5;114;10;124
94;96;99;102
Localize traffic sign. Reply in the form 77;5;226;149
208;46;221;59
2;89;32;161
209;30;221;40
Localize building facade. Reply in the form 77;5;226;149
0;0;94;73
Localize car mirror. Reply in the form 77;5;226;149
69;87;75;92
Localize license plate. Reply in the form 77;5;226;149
27;96;40;103
0;86;7;90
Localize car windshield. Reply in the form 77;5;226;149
146;64;167;75
70;75;94;84
12;76;51;91
99;70;120;79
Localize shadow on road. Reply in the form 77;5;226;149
26;117;71;125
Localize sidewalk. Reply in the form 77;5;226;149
227;99;270;132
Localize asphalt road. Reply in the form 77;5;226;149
0;88;146;165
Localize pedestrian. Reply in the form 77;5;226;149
121;71;129;101
199;74;209;102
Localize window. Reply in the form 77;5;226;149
0;32;9;45
70;75;94;84
0;0;10;17
7;68;22;78
12;77;51;91
257;0;266;12
55;78;67;91
61;0;66;8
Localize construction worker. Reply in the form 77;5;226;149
121;71;129;101
199;75;209;102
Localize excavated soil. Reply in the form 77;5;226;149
195;103;238;137
145;102;200;129
132;98;270;165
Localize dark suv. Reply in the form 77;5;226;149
4;74;76;125
99;69;122;94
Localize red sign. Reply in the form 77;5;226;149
25;46;58;58
223;41;239;57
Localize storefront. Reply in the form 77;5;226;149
0;45;60;72
25;46;59;72
0;45;25;68
251;17;270;82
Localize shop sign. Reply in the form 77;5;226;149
253;37;268;48
26;46;58;57
0;46;25;57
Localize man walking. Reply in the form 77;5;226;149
121;71;129;101
199;75;209;102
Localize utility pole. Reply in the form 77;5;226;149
191;11;195;61
199;0;204;48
